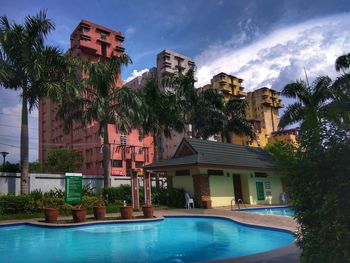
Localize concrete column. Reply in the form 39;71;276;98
192;174;212;208
131;171;139;209
144;172;151;205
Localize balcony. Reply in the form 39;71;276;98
115;34;125;42
115;46;125;52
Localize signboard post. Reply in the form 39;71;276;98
65;173;83;205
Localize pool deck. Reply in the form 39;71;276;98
0;207;300;263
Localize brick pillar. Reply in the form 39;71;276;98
131;171;139;209
144;172;151;205
192;174;212;208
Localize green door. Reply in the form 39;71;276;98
256;182;265;201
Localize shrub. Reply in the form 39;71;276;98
82;196;105;208
44;188;64;198
0;195;32;214
152;188;185;208
102;185;132;204
29;189;43;200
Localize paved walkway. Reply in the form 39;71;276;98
0;207;300;263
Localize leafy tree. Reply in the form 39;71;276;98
0;11;75;193
138;77;184;161
272;54;350;262
29;161;42;173
82;56;141;188
46;149;83;173
0;161;21;172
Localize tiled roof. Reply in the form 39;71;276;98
144;138;274;170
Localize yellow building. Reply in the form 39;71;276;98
268;128;299;147
198;73;285;147
145;138;286;208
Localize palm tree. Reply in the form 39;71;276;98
0;11;71;194
221;98;255;143
82;55;142;188
335;52;350;74
139;77;184;161
279;76;332;146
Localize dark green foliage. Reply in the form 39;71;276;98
272;53;350;263
102;185;132;204
46;149;83;173
152;188;185;208
0;161;20;172
0;195;32;214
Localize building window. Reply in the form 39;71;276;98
80;25;90;33
120;133;126;145
112;160;123;167
207;169;224;176
100;32;107;40
175;170;190;176
135;162;144;168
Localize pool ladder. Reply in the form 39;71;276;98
231;198;247;211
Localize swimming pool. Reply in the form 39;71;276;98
0;217;294;263
241;207;295;217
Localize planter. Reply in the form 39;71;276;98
120;206;133;219
71;208;87;223
44;208;59;223
93;206;106;220
142;205;154;218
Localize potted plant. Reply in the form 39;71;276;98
93;198;106;220
44;208;59;223
71;205;87;223
120;200;133;219
142;204;154;218
42;197;62;223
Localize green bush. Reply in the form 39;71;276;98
82;196;105;208
0;195;32;214
102;185;132;204
152;188;185;208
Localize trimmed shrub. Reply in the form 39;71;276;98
82;196;105;208
0;195;32;214
102;185;132;204
152;188;185;208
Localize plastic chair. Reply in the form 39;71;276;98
185;193;194;209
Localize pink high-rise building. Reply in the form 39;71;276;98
38;20;154;176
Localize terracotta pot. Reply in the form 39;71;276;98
44;208;59;223
120;206;133;219
72;208;87;223
142;205;154;218
93;206;106;220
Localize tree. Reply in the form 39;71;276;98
335;52;350;73
138;77;184;161
46;149;83;173
221;98;255;143
82;55;142;188
278;76;332;148
0;11;73;194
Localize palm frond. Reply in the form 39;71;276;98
278;102;305;129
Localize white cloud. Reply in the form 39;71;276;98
124;68;149;83
195;13;350;91
125;26;136;37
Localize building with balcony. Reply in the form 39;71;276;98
39;20;154;176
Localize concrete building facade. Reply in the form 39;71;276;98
39;20;154;176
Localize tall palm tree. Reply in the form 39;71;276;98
82;55;142;188
221;98;255;143
0;11;71;194
139;77;184;161
279;76;332;146
335;52;350;74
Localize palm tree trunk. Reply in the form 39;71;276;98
152;134;161;188
20;94;29;194
102;125;111;188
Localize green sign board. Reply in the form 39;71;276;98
65;173;82;205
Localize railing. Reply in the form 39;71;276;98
231;198;247;211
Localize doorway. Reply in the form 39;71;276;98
233;174;243;202
256;181;265;201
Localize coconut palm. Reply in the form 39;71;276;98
335;52;350;73
221;98;255;143
139;77;184;161
279;76;332;146
82;55;142;188
0;11;72;194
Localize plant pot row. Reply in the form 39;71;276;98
44;205;154;223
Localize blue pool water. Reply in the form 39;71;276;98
0;217;294;263
242;207;295;217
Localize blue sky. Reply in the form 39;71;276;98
1;0;350;162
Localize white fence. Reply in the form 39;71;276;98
0;172;141;195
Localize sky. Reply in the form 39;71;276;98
0;0;350;163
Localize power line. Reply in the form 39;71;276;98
0;113;38;118
0;124;37;129
0;134;39;140
0;142;19;148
